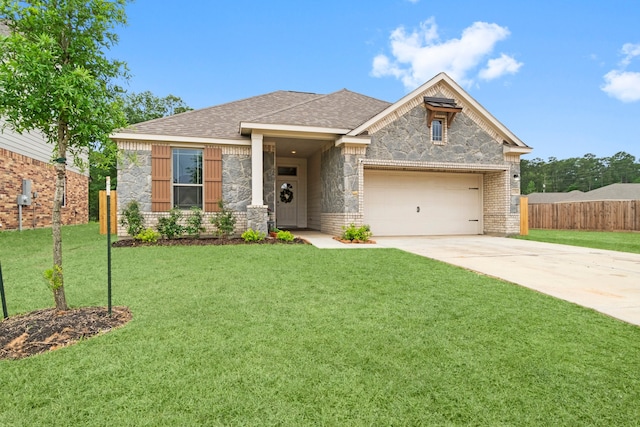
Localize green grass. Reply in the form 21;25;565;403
1;224;640;425
515;229;640;254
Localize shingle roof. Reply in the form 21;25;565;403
574;183;640;201
527;191;584;204
423;96;460;109
125;89;391;139
527;184;640;203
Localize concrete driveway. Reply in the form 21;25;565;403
295;231;640;327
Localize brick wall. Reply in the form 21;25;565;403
482;170;520;235
116;210;247;238
0;147;88;230
321;212;364;237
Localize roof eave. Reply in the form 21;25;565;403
110;132;249;146
240;122;351;140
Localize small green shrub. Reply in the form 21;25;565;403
120;200;145;237
43;264;63;291
241;228;266;242
135;227;160;243
157;207;185;239
185;207;205;237
276;230;294;242
341;223;372;242
211;200;236;238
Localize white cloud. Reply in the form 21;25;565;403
371;18;521;89
621;43;640;66
479;53;523;80
601;70;640;102
601;43;640;102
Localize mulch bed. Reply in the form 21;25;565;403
112;237;308;247
332;237;376;244
0;306;132;360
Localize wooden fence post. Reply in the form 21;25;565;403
99;190;117;234
520;196;529;235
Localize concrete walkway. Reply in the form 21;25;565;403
294;231;640;327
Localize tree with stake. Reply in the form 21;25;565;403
0;0;129;311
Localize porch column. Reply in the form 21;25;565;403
251;133;264;205
247;132;268;234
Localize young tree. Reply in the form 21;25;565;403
0;0;129;311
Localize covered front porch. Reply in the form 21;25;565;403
243;123;370;235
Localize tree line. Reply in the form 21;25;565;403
521;152;640;194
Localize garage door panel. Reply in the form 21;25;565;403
364;170;481;236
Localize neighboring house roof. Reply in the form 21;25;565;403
527;184;640;203
123;89;390;140
527;191;584;204
574;183;640;201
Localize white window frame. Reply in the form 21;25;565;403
172;148;204;209
431;115;447;145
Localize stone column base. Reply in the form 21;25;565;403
246;205;269;235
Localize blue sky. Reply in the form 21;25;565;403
111;0;640;161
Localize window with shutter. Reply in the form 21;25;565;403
151;145;222;212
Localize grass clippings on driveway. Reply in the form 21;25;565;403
1;224;640;426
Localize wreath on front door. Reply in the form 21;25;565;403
280;184;294;203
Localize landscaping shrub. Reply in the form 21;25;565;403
134;228;160;243
341;223;372;241
185;207;205;237
157;207;185;239
276;230;295;242
211;200;236;238
241;228;265;242
120;200;145;237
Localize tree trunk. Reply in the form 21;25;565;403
52;131;69;312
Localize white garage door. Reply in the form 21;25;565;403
363;170;482;236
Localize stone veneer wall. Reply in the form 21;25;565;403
263;150;275;212
0;147;88;230
321;145;344;213
368;105;503;164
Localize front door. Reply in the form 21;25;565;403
276;179;297;228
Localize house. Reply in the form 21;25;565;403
527;184;640;204
0;23;89;231
0;119;89;230
112;73;531;237
526;190;584;204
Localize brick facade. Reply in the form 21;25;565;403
0;147;88;230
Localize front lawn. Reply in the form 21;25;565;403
515;229;640;254
1;224;639;425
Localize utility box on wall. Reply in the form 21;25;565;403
16;194;30;206
17;179;32;206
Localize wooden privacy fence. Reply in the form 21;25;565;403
99;190;117;234
528;200;640;231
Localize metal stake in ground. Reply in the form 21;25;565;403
106;176;112;316
0;262;8;319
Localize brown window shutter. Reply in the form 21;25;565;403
204;146;222;212
151;145;172;211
